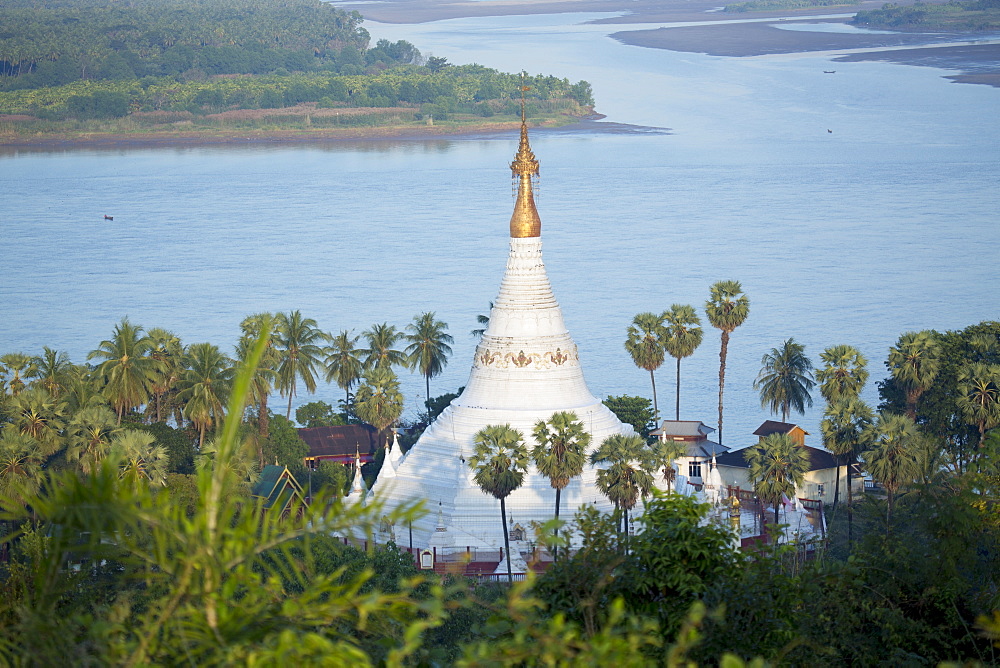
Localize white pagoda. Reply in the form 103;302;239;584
368;112;631;559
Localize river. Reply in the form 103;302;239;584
2;11;998;445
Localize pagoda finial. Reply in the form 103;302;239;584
509;72;541;238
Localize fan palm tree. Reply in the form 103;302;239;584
324;330;364;409
744;432;809;525
471;302;494;339
353;366;404;450
624;312;667;419
532;411;589;557
67;404;121;475
754;338;815;422
705;280;750;446
887;330;941;420
177;343;234;448
0;429;45;512
663;304;703;421
0;352;37;397
956;362;1000;451
820;396;874;548
816;344;868;404
361;322;408;371
649;437;687;490
146;328;185;424
275;311;327;419
591;433;655;545
62;364;107;415
87;318;162;424
238;313;280;440
405;312;454;402
863;412;922;532
9;387;67;457
28;347;72;398
469;424;529;583
112;429;169;486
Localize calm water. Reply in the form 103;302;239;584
2;12;998;445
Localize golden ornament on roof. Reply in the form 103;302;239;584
509;78;541;238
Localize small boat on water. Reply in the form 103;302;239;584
824;70;836;74
104;214;113;220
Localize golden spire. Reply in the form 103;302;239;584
509;75;541;238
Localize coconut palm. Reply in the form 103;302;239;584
324;330;364;409
275;311;327;419
887;330;941;420
146;328;185;424
87;318;162;424
863;413;922;531
469;424;529;583
112;429;169;486
28;347;72;398
176;343;234;448
0;352;37;397
62;364;108;415
67;404;121;475
405;312;454;402
754;338;815;422
353;366;404;449
663;304;703;421
816;345;868;404
9;387;67;457
705;280;750;446
744;432;809;525
956;362;1000;450
591;433;655;543
361;322;408;371
820;396;874;547
532;411;590;557
0;429;44;511
624;312;667;419
238;313;280;441
471;302;494;339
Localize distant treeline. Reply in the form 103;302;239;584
854;0;1000;29
725;0;849;13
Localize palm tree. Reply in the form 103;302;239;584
471;302;494;339
532;411;589;557
146;328;185;424
324;330;364;409
705;280;750;446
820;396;874;548
649;437;687;489
361;322;408;371
624;312;667;419
28;347;72;398
67;404;121;475
405;312;454;402
0;352;37;397
591;433;655;544
863;413;922;532
9;387;67;457
275;311;327;419
663;304;703;421
87;318;162;424
469;424;529;583
62;364;108;415
887;330;941;420
238;313;280;440
744;432;809;525
754;338;815;422
956;362;1000;450
0;429;44;511
816;344;868;404
177;343;234;448
112;429;169;486
353;366;404;450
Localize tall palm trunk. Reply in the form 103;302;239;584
832;462;841;510
846;461;854;551
258;392;270;439
500;497;513;583
649;369;658;419
553;487;562;561
425;375;431;408
286;380;295;419
675;357;681;421
718;330;730;445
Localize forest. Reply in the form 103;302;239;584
854;0;1000;30
1;293;999;663
0;0;594;135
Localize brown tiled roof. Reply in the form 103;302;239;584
715;445;838;472
298;425;378;458
753;420;810;437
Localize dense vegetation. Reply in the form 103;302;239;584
854;0;1000;29
0;0;594;136
724;0;852;13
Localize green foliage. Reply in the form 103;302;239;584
263;413;308;469
854;0;1000;30
602;394;657;438
295;400;345;428
753;337;815;422
726;0;848;12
